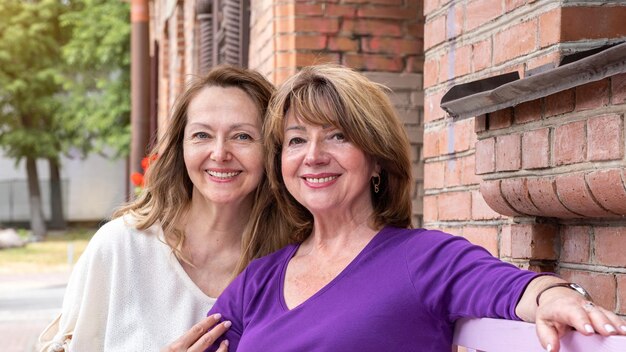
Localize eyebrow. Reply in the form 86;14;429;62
284;125;306;132
284;124;334;132
230;123;260;130
186;122;260;130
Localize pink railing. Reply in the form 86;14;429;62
453;318;626;352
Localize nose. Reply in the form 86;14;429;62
210;138;231;162
304;140;328;166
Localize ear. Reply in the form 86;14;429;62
372;160;382;177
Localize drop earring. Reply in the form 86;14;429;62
372;175;381;194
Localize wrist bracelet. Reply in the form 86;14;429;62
535;282;593;306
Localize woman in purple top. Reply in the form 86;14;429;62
202;64;626;352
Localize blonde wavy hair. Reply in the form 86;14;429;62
265;64;413;243
114;65;291;275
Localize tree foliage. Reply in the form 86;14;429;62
0;0;69;238
0;0;67;162
0;0;130;236
60;0;131;157
0;0;130;161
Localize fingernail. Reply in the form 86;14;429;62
585;324;594;333
620;325;626;332
605;324;616;334
223;320;232;328
546;343;552;352
213;313;222;320
224;340;229;346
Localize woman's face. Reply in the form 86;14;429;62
281;110;377;218
183;86;264;205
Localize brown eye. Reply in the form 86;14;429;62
287;137;305;146
331;132;346;141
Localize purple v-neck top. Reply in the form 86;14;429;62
207;226;539;351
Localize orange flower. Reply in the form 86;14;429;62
132;154;157;195
130;172;144;187
141;153;157;171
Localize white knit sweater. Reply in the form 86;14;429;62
39;216;217;351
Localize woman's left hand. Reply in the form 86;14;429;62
533;287;626;352
161;313;230;352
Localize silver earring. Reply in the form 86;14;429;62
372;176;381;194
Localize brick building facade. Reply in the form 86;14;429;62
147;0;626;316
423;0;626;315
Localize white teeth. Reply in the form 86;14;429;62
305;176;337;183
207;171;240;178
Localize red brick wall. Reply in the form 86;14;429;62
249;0;276;80
476;75;626;306
152;0;198;135
424;0;626;315
167;4;186;113
477;79;626;220
252;1;424;83
560;225;626;313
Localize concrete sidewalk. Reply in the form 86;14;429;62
0;272;69;352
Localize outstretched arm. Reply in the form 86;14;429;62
515;275;626;352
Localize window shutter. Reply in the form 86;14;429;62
222;0;249;67
196;0;213;73
197;0;249;71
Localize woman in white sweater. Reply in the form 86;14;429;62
39;65;291;352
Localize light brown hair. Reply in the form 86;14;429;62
114;65;290;274
265;64;413;242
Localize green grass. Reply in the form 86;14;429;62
0;228;96;274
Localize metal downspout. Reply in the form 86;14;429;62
130;0;151;199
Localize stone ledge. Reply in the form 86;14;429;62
480;169;626;219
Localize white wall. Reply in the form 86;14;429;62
0;150;126;223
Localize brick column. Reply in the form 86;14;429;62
423;0;507;258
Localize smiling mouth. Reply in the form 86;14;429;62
207;170;241;179
304;176;338;183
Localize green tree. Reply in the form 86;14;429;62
60;0;131;158
0;0;68;239
0;0;130;238
50;0;130;228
